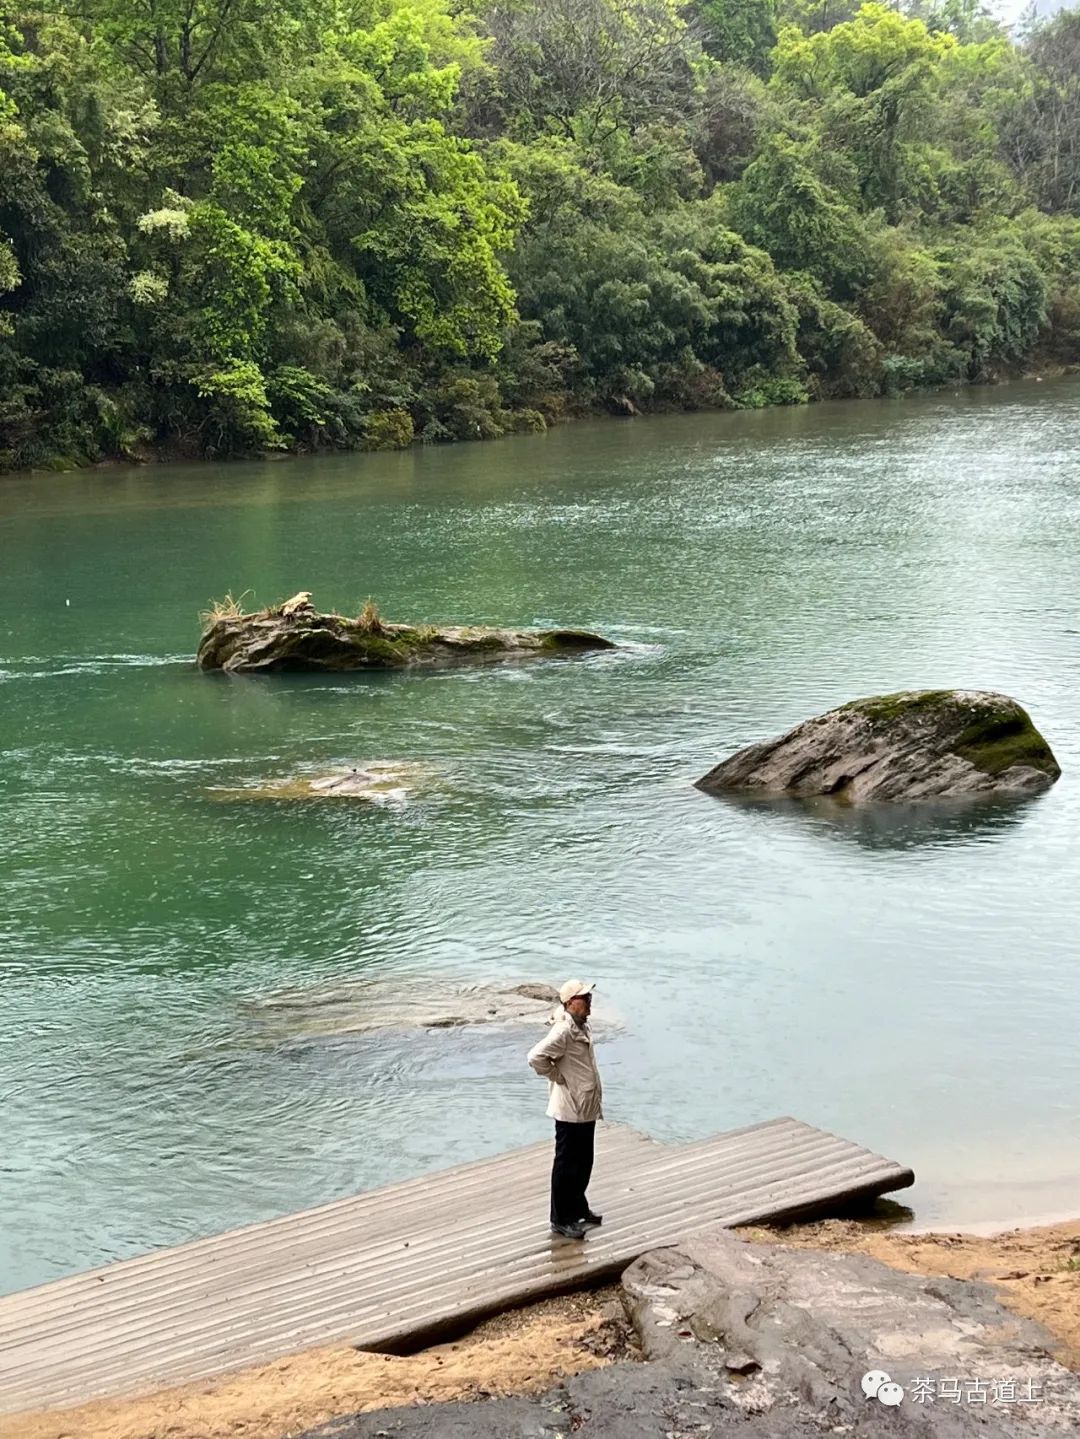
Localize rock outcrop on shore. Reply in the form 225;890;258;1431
197;594;614;673
620;1228;1079;1434
304;1227;1080;1439
696;689;1060;803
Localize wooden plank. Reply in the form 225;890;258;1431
7;1128;855;1386
0;1121;818;1356
0;1118;913;1415
0;1126;660;1324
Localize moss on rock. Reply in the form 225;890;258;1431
842;691;1059;780
839;690;957;725
952;707;1059;778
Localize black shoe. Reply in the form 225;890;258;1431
550;1221;587;1239
579;1211;602;1228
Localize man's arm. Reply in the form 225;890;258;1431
527;1022;569;1082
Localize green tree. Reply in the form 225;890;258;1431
694;0;778;74
481;0;696;145
1002;11;1080;214
938;230;1047;378
3;0;1080;471
772;4;958;220
727;135;870;294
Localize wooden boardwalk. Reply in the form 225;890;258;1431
0;1117;913;1415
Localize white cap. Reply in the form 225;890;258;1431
559;979;596;1005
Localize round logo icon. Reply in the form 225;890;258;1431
860;1370;905;1406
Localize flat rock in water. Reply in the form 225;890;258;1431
245;978;572;1042
207;762;424;805
197;595;613;673
696;689;1060;803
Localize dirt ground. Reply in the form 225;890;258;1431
6;1217;1079;1439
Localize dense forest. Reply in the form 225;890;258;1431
2;0;1080;468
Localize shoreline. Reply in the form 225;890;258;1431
7;1209;1078;1439
5;366;1078;482
903;1206;1080;1239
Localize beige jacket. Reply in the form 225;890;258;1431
527;1014;604;1123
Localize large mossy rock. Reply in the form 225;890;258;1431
696;690;1061;803
197;594;614;673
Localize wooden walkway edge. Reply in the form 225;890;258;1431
0;1117;914;1415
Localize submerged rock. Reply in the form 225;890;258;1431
197;593;614;673
207;762;425;806
245;979;578;1042
696;689;1060;803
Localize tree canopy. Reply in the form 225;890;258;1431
2;0;1079;468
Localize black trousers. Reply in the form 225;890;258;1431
550;1119;595;1226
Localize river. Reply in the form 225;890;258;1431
2;379;1079;1295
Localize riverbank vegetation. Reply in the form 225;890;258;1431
3;0;1080;469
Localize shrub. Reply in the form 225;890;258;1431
735;375;809;408
509;408;547;432
191;361;281;455
362;408;415;450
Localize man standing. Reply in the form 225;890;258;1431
527;980;603;1240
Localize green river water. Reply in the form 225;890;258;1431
2;379;1079;1295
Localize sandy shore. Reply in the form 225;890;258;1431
5;1216;1079;1439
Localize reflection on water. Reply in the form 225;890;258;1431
715;792;1040;852
2;379;1080;1293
